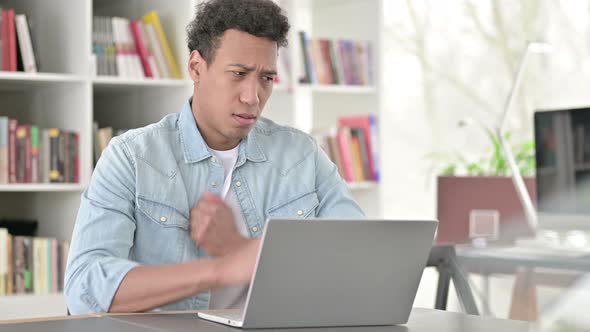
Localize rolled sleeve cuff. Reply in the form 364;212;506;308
67;258;140;314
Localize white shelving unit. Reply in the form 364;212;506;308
0;0;383;319
270;0;384;218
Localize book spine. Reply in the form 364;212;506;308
33;238;42;294
72;132;79;183
368;115;380;181
58;131;65;182
51;239;57;293
0;116;8;184
351;128;371;181
15;125;28;183
144;23;169;78
13;236;25;294
327;40;341;85
142;11;181;79
0;8;4;70
8;119;17;183
338;41;351;85
310;39;325;84
138;22;160;78
31;126;39;183
0;228;7;296
24;125;32;183
349;134;365;181
14;14;37;73
6;233;12;294
130;20;153;77
112;17;127;78
63;132;70;183
61;242;69;292
23;237;33;293
49;128;60;183
57;241;63;292
319;39;335;84
41;129;50;183
298;31;312;84
336;127;355;182
7;9;16;71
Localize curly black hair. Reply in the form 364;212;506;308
186;0;290;64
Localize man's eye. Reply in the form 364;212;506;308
232;71;246;76
262;76;275;81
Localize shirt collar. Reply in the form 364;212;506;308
178;98;266;164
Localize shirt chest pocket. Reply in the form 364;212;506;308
135;197;190;264
137;197;190;229
267;191;320;219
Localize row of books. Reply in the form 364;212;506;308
313;115;379;183
93;122;127;165
0;228;69;295
298;31;373;86
0;117;79;184
92;11;181;79
0;8;38;73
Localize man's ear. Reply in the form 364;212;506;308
188;50;206;83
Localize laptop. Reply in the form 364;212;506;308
198;218;438;328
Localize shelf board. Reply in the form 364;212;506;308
93;77;193;89
0;293;66;320
575;163;590;172
299;84;376;94
0;72;87;90
0;184;85;192
347;181;379;190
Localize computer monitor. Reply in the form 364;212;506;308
534;107;590;230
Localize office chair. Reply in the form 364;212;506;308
427;245;479;315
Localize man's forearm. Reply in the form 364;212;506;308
109;260;219;313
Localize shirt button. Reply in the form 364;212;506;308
211;181;218;188
297;210;304;216
251;226;259;232
235;181;242;187
160;216;167;222
211;156;217;163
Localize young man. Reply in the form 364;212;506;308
65;0;363;314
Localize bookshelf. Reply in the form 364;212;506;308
0;0;384;319
278;0;383;217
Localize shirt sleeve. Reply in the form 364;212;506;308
313;140;366;218
64;137;140;314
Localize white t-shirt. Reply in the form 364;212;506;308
207;145;250;310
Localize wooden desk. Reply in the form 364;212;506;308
0;308;531;332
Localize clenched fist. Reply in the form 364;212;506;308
190;192;248;257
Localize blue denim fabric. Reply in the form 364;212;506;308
65;99;364;314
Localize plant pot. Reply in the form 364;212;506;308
436;175;536;245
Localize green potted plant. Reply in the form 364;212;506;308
433;126;537;245
437;128;535;177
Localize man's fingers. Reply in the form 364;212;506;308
201;192;224;204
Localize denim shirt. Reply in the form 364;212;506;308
64;99;364;314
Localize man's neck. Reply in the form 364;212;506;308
208;139;241;151
190;101;241;151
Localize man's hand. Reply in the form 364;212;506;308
214;238;261;287
190;192;248;257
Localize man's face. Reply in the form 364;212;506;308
189;29;278;150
